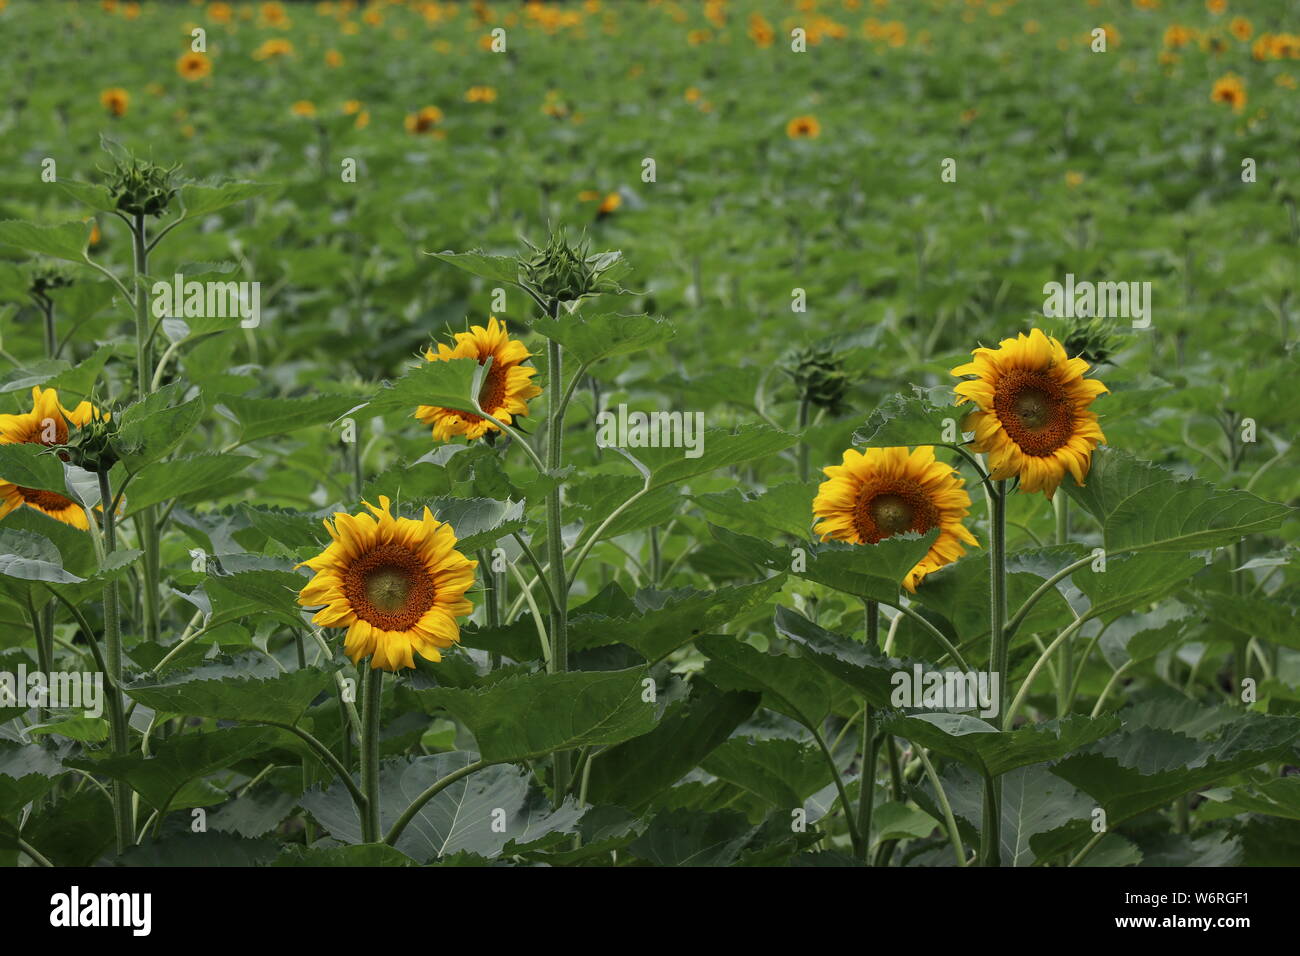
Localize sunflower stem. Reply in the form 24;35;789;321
97;468;134;855
130;214;162;645
796;396;811;483
981;480;1008;867
544;315;572;806
360;664;384;842
854;599;879;863
1053;494;1072;717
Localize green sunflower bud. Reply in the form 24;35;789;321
59;412;120;474
28;264;74;298
1060;315;1120;367
104;156;180;218
783;344;850;416
518;227;626;305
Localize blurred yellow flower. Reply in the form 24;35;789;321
100;87;129;117
291;100;316;117
325;49;343;67
1210;73;1246;111
405;105;444;134
786;115;821;139
253;39;294;60
176;51;211;81
466;86;498;103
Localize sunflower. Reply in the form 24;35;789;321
404;105;443;134
0;387;107;530
291;100;316;117
100;87;129;117
786;115;821;139
951;329;1107;498
415;317;542;442
1210;73;1246;111
176;52;211;81
297;496;477;671
813;446;978;592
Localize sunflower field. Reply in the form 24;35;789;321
0;0;1298;885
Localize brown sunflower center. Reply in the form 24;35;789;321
342;542;437;631
18;486;75;512
993;368;1075;457
476;361;508;416
853;483;939;544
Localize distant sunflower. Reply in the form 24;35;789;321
415;317;542;442
951;329;1107;498
813;446;978;592
1210;73;1247;111
786;115;821;139
100;87;129;117
176;51;211;81
0;387;108;529
297;496;477;671
404;105;443;134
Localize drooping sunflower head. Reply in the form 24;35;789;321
415;316;543;443
297;496;478;671
0;387;108;529
951;328;1107;498
813;446;978;592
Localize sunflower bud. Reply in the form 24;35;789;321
28;264;74;298
59;412;120;474
1060;315;1120;367
518;227;625;305
783;344;850;416
105;156;180;218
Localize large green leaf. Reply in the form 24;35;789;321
693;482;817;540
713;523;938;603
126;453;253;514
0;220;91;262
0;442;67;495
1071;551;1204;623
415;666;657;763
425;250;522;285
367;357;482;417
0;528;84;584
1066;448;1293;554
881;712;1121;778
126;654;332;724
700;737;833;809
68;726;290;811
528;312;674;365
696;634;834;729
853;387;962;447
115;386;204;468
0;741;64;814
772;605;930;708
179;182;278;220
216;393;361;444
585;685;759;811
627;424;798;490
300;752;583;862
1051;710;1300;824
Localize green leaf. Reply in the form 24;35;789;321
0;741;64;814
713;523;939;603
126;453;253;514
367;357;482;417
853;387;961;447
0;220;91;263
0;443;67;495
1051;710;1300;825
871;801;940;845
701;737;833;809
694;482;817;540
115;386;204;468
634;424;799;490
272;844;418;867
1072;552;1204;623
300;752;583;862
126;654;331;724
426;250;522;285
613;577;788;663
880;713;1121;778
772;605;930;708
628;808;805;866
0;529;84;584
26;716;109;743
179;181;277;220
1066;448;1294;554
528;312;675;365
696;634;834;729
56;181;118;213
0;359;72;395
585;685;759;811
416;666;656;763
417;497;525;552
67;726;290;811
216;393;361;444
